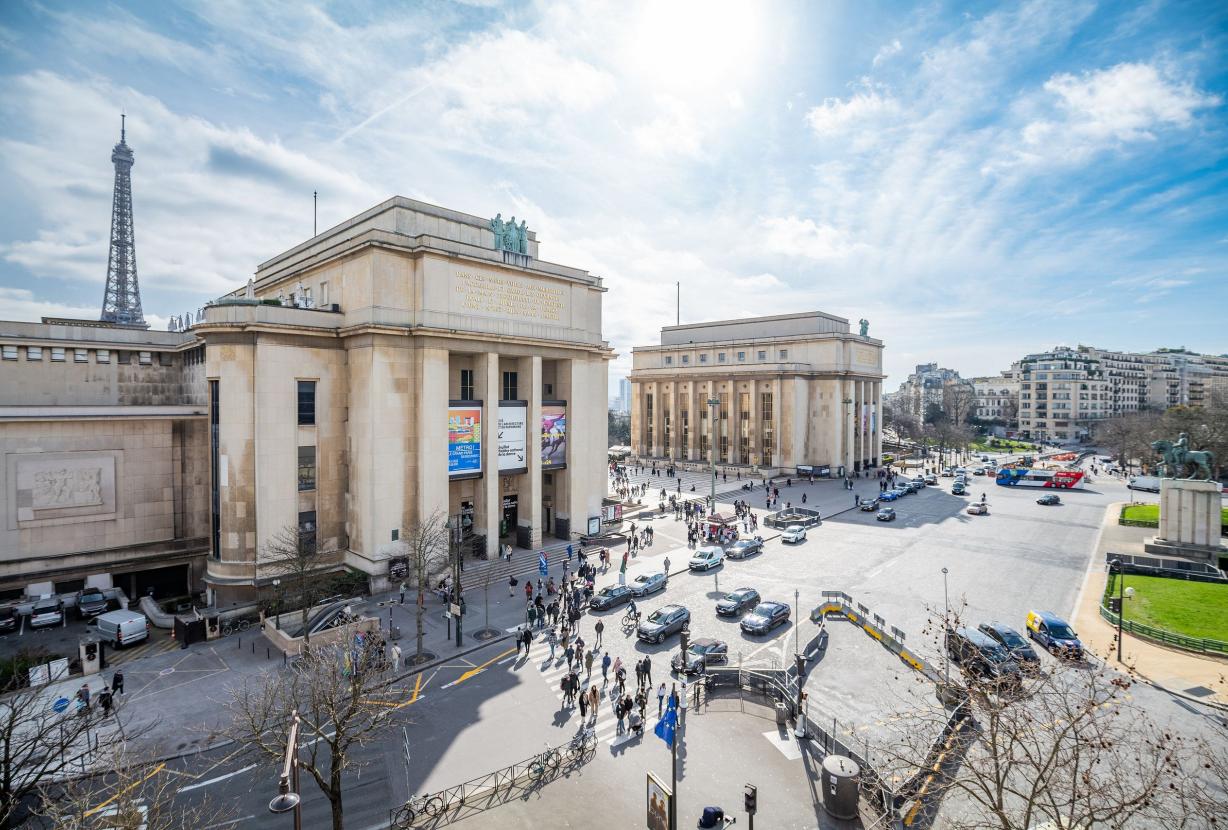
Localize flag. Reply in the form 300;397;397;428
538;551;548;576
654;698;677;748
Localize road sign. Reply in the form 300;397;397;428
449;603;461;617
51;697;69;714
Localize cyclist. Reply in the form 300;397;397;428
626;599;640;623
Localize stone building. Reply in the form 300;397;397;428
971;372;1020;427
628;312;884;475
886;362;963;421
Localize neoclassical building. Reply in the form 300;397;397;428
628;312;884;475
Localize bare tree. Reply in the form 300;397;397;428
262;522;338;643
226;635;393;830
943;380;977;428
400;510;450;663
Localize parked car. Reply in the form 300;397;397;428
977;621;1041;671
781;525;808;544
740;601;791;635
880;490;900;502
689;546;724;571
951;482;968;496
904;482;923;493
1025;610;1084;659
75;588;109;619
966;501;989;515
924;473;938;485
637;604;691;644
96;610;149;647
859;499;880;512
0;605;17;633
671;638;729;674
726;539;762;560
629;572;667;597
910;477;926;487
1036;494;1061;506
946;626;1021;688
980;455;991;462
715;587;761;617
591;584;634;610
876;507;897;522
29;596;64;629
941;467;954;477
973;468;986;476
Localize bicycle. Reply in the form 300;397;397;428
528;743;562;780
221;618;252;637
621;610;641;629
393;792;444;827
565;727;598;763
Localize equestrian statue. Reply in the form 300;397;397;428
1151;432;1215;480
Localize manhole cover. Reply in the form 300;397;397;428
159;667;175;677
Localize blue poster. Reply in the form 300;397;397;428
448;406;483;477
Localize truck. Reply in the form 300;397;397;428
1127;475;1161;493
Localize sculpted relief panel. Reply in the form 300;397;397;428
7;451;120;529
33;467;103;509
452;269;566;323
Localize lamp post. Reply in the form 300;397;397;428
272;578;282;630
1112;558;1123;663
268;709;301;830
941;567;950;687
707;397;720;506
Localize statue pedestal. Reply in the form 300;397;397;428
1144;478;1225;564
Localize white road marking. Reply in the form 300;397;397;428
178;764;258;793
203;816;256;829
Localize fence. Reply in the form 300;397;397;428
1104;552;1225;582
1098;602;1228;656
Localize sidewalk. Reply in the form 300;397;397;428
1073;503;1228;708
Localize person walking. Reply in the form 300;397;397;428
579;684;589;719
584;647;595;679
98;686;113;718
111;670;124;696
390;642;402;674
663;555;671;577
76;683;90;714
657;682;667;716
524;580;533;603
634;658;644;689
602;651;612;684
588;684;600;725
527;604;537;629
547;628;558;659
509;575;517;597
642;655;652;688
616;663;627;696
399;581;407;604
564;643;575;670
594;618;604;648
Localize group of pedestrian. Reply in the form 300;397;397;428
75;670;124;718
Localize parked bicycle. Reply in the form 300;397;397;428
393;792;444;827
221;617;253;636
528;742;562;781
565;727;597;763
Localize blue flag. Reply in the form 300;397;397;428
538;551;548;576
654;699;677;748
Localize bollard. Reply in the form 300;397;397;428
237;636;241;650
283;651;288;666
267;647;271;660
251;641;255;654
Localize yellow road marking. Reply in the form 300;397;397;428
84;762;166;816
410;673;422;703
454;647;516;685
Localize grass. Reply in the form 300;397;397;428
969;438;1036;453
1106;573;1228;643
1120;503;1228;531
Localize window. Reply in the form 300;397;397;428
298;510;317;551
116;350;130;364
298;446;316;491
779;349;788;360
138;351;152;365
96;349;110;363
1;346;16;360
74;349;89;363
681;355;690;364
737;352;745;362
26;346;42;361
718;353;726;363
543;383;553;397
757;351;766;360
303;288;313;308
664;356;673;366
502;371;519;400
297;381;317;425
319;281;329;307
699;354;708;364
51;348;65;362
459;369;474;400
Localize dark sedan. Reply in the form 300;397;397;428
1036;494;1061;505
671;638;729;674
637;604;691;644
590;584;633;611
740;601;791;635
715;587;761;617
726;539;762;560
978;621;1041;672
859;499;880;512
75;588;109;619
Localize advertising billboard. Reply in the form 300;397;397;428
448;404;483;478
497;402;528;475
646;771;672;830
541;402;567;469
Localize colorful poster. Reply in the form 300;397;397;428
448;405;483;478
646;772;671;830
541;403;567;469
497;403;528;474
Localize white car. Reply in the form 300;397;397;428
689;546;724;571
781;525;807;544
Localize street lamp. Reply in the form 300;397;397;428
272;578;282;630
707;397;720;506
941;567;951;687
1112;558;1123;663
268;710;302;830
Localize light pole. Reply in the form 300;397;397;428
941;567;951;687
268;709;302;830
1112;558;1123;663
707;397;720;506
272;578;282;630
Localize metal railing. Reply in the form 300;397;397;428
1098;603;1228;656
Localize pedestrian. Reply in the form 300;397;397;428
390;642;402;673
642;655;652;687
561;674;573;705
547;628;558;659
566;543;573;563
522;627;533;654
854;493;859;507
111;670;124;695
579;685;589;719
616;664;627;696
602;651;611;684
634;658;643;688
588;685;600;724
565;643;575;669
635;688;647;719
616;697;626;735
399;581;407;604
509;575;517;597
527;604;537;628
663;555;671;575
585;648;595;679
98;687;113;718
76;683;90;713
657;682;667;716
594;618;604;647
524;580;533;602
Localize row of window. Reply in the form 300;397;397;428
456;370;549;402
663;348;788;367
1;344;164;365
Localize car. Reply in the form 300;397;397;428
629;571;667;597
980;455;991;462
973;468;986;476
1036;494;1061;506
740;601;791;634
879;490;900;502
892;486;912;497
590;584;634;610
910;477;926;487
946;626;1021;688
966;501;989;515
924;473;938;485
977;622;1041;671
75;588;109;619
876;507;897;522
637;604;691;644
859;499;880;512
781;525;807;544
0;605;17;633
726;539;762;560
715;587;761;617
941;467;954;477
1025;610;1084;659
671;637;729;674
29;596;64;629
904;482;923;493
951;482;968;495
955;468;968;477
689;546;724;571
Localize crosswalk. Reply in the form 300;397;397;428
104;630;181;667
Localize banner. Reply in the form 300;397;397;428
646;771;672;830
448;404;483;478
542;403;567;469
497;403;528;474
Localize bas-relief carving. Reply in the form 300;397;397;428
32;468;103;509
7;451;120;530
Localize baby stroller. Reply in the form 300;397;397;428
697;806;734;827
628;709;644;736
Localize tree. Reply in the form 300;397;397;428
262;522;340;643
226;635;393;830
608;409;631;446
399;510;450;663
942;380;977;428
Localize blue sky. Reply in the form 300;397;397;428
0;0;1225;390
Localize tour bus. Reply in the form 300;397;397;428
996;468;1085;489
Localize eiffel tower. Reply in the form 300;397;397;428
100;114;148;328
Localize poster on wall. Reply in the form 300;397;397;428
541;402;567;469
646;772;672;830
448;403;483;478
497;402;528;475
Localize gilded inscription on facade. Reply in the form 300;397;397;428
454;270;564;322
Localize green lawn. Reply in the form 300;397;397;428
1120;503;1228;529
969;438;1035;453
1107;573;1228;642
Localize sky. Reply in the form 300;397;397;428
0;0;1226;393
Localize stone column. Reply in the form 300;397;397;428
477;352;500;558
417;346;451;530
843;378;855;475
874;381;883;466
525;355;543;548
747;379;759;468
728;377;741;465
858;379;867;471
651;381;663;458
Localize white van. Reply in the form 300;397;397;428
96;610;149;647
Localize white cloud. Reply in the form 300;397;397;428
873;39;902;67
758;216;868;261
1043;63;1217;141
805;89;900;137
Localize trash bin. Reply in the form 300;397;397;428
390;625;401;641
774;702;789;725
820;755;860;819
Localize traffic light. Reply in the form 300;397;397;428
679;622;689;660
744;783;757;814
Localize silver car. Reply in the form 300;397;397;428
629;571;667;597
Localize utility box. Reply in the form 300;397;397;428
79;636;102;676
820;755;860;819
205;614;220;641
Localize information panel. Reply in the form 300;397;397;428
448;404;483;478
497;402;528;475
541;402;567;469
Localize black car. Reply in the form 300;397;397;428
859;499;880;512
1036;494;1061;505
946;626;1021;687
740;601;791;635
637;604;691;644
75;588;109;619
0;605;17;633
671;638;729;674
977;621;1041;671
715;587;761;617
726;539;762;560
590;584;633;611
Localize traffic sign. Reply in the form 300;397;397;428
51;697;69;714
